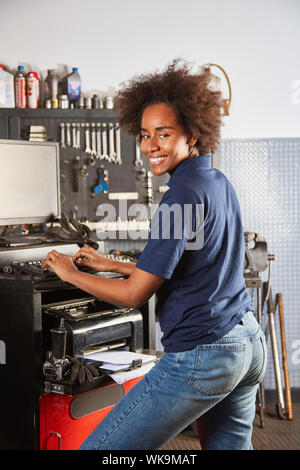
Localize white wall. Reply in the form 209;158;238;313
1;0;299;138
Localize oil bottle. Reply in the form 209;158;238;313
62;67;81;106
14;65;26;108
43;69;58;108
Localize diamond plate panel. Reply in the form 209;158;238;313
217;138;300;390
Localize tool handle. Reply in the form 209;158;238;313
266;286;274;312
266;286;285;418
276;293;293;420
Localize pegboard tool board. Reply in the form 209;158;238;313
214;138;300;391
0;108;169;222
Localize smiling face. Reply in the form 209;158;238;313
140;102;196;176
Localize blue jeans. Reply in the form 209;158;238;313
79;311;267;450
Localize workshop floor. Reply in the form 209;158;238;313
160;402;300;450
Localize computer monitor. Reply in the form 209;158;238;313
0;139;61;226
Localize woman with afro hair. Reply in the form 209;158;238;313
44;60;266;450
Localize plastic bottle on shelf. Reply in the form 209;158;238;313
43;69;58;108
62;67;81;105
26;71;39;108
14;65;27;108
0;65;15;108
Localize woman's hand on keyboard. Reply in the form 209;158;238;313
73;246;115;272
42;250;79;281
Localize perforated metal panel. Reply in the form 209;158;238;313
216;138;300;390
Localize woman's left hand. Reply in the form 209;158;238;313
43;250;79;282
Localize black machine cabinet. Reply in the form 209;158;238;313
0;275;44;450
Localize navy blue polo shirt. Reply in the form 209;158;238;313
136;155;252;352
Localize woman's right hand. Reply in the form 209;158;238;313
73;246;116;273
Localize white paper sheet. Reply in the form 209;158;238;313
108;361;156;384
85;350;157;372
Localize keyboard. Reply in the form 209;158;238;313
1;253;137;280
2;260;98;279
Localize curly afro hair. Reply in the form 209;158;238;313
115;59;222;155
